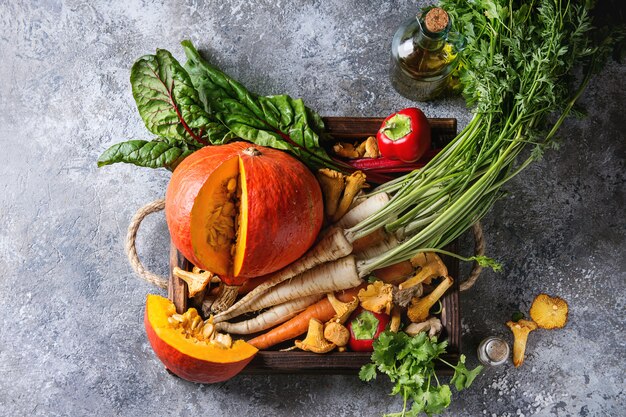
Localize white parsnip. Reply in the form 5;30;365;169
217;256;362;322
214;294;322;335
335;192;389;229
214;228;352;323
355;233;399;261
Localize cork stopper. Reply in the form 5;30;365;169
424;7;449;33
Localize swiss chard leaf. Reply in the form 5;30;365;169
130;49;233;146
181;40;337;170
97;138;197;170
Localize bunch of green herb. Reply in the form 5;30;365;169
360;331;482;416
347;0;622;274
97;41;338;171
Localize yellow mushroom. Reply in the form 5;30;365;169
317;168;346;218
193;266;221;284
530;294;568;330
361;136;381;158
327;292;359;324
324;322;350;347
358;280;394;315
389;306;402;333
173;267;214;297
506;319;538;367
332;171;368;222
405;317;443;338
407;276;454;323
295;319;336;353
333;142;361;159
401;252;448;290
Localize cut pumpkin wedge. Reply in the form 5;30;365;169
144;294;257;383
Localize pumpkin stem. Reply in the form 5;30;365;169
211;284;240;313
243;147;262;157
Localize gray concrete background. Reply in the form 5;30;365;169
0;1;624;416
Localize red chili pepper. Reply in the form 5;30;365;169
347;149;440;172
376;107;432;163
347;307;390;352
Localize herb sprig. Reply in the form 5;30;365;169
360;331;482;416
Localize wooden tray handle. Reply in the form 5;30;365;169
124;199;484;291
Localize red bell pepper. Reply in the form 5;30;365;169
376;107;431;163
347;307;390;352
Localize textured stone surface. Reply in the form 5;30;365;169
0;1;624;416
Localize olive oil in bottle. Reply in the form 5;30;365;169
389;7;464;101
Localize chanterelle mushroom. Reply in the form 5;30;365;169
405;317;443;338
333;142;361;159
401;252;448;290
317;168;346;218
332;171;368;222
363;136;381;158
358;281;394;315
407;276;454;323
295;319;336;354
324;322;350;347
506;319;538;367
173;267;213;297
327;292;359;323
530;294;568;330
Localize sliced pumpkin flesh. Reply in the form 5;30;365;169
190;156;240;276
233;157;249;277
146;295;257;363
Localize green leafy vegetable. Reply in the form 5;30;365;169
98;41;341;171
448;355;483;392
130;49;232;147
97;138;198;170
360;331;482;416
181;40;338;170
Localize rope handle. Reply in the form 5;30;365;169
460;222;484;292
125;198;168;289
125;199;485;292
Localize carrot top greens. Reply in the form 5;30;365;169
348;0;623;274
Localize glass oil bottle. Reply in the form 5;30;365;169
389;6;464;101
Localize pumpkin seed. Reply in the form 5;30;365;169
227;177;237;192
202;323;215;339
190;316;202;330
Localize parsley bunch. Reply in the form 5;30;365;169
360;331;482;416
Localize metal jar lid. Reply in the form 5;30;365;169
477;336;510;366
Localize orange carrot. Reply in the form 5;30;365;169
247;285;364;350
373;261;414;285
351;228;386;253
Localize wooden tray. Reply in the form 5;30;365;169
169;117;460;375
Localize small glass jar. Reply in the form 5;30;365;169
477;336;510;366
389;7;465;101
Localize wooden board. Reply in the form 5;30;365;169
169;117;460;375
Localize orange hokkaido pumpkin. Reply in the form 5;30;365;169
144;295;257;383
165;142;323;285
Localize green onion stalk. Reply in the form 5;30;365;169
348;0;619;273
